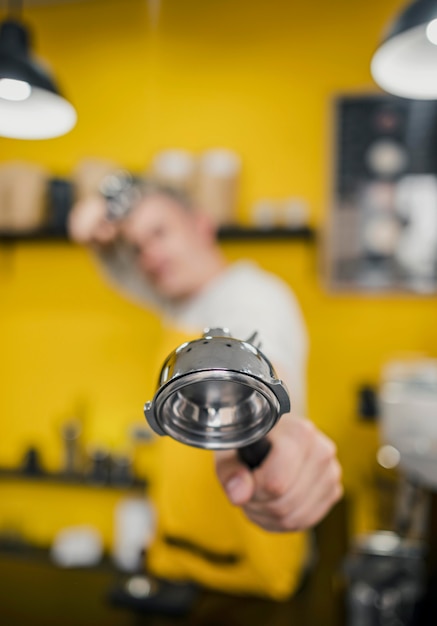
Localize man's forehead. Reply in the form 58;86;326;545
140;193;187;215
130;194;188;224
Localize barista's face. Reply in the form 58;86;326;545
122;194;214;300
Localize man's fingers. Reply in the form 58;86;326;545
256;429;337;506
215;418;343;533
238;420;342;532
225;472;255;505
248;420;316;503
245;457;343;531
243;485;342;533
215;450;255;506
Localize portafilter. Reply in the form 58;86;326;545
144;328;290;469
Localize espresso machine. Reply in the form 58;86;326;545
346;359;437;626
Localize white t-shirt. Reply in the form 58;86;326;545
95;243;309;414
95;243;311;598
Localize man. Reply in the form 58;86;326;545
68;180;342;600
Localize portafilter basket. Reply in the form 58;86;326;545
144;328;290;469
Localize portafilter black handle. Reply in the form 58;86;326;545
237;437;271;470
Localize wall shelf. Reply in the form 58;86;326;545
0;467;147;491
0;225;316;244
0;177;316;243
0;229;68;243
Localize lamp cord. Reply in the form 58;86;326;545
7;0;23;18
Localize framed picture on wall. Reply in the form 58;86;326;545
327;94;437;294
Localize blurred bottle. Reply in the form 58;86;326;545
87;445;111;485
110;452;133;488
112;497;156;572
60;418;84;477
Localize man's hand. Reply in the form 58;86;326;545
68;196;119;246
215;417;342;532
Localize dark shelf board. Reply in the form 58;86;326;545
0;225;316;243
0;228;69;243
217;225;316;241
0;467;147;491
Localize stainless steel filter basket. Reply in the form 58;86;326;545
144;328;290;454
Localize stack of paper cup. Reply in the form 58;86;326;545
150;149;197;194
0;161;48;231
196;149;241;225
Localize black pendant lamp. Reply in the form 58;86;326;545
0;2;76;139
371;0;437;100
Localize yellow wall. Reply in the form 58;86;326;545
1;0;436;546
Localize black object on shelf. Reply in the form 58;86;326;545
88;448;111;486
110;455;134;488
47;177;75;236
357;385;379;421
108;574;199;617
21;446;45;476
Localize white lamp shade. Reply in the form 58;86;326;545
371;0;437;100
0;19;77;139
371;22;437;99
0;86;77;139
